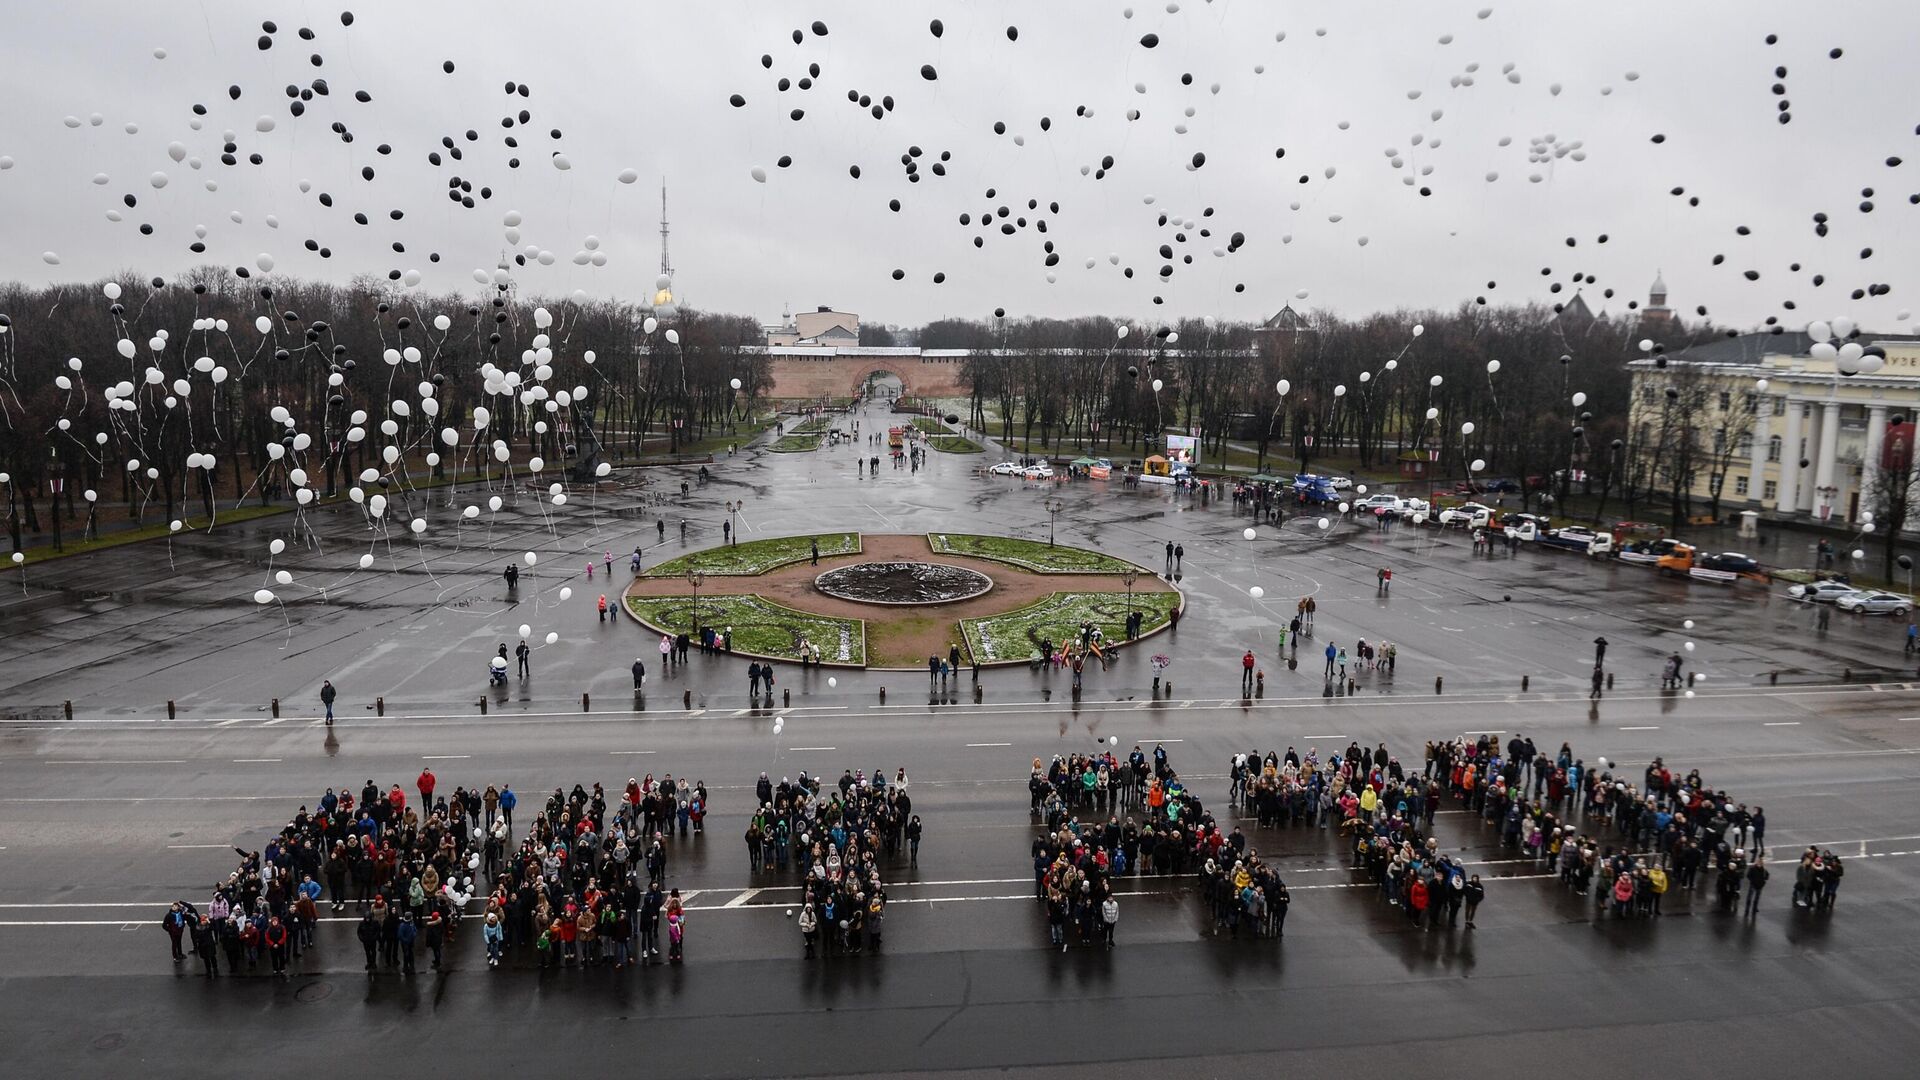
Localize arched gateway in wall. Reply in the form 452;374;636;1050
763;346;972;399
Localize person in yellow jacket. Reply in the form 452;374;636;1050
1359;785;1379;822
1647;863;1669;916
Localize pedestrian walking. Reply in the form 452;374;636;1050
598;594;610;623
1464;874;1485;928
320;679;337;725
1744;857;1769;917
1174;544;1184;573
811;538;820;565
1100;894;1118;949
1590;665;1605;700
516;638;531;677
632;657;646;690
1164;541;1174;577
1323;642;1337;679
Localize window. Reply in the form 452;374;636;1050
1712;430;1725;453
1638;423;1651;445
1719;391;1732;410
1735;475;1750;496
1767;435;1782;462
1763;480;1778;500
1640;385;1656;405
1773;397;1787;417
1736;432;1753;456
1744;392;1758;414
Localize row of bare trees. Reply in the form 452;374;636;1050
922;305;1730;517
0;266;770;550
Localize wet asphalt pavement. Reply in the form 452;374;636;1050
3;400;1919;1078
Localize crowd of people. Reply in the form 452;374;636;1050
162;772;486;977
757;768;921;958
1029;744;1291;948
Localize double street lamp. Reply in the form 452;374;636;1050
1045;497;1064;547
686;569;705;637
726;500;741;545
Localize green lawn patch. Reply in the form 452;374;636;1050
647;533;859;577
910;417;947;434
791;416;832;434
771;434;821;453
927;435;983;454
626;594;866;665
928;533;1139;573
961;590;1181;663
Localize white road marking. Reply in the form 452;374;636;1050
1619;726;1660;731
722;888;762;908
232;758;281;763
789;746;836;751
1763;722;1802;727
165;844;230;850
609;750;657;755
965;742;1012;748
45;760;186;765
422;755;470;760
1463;730;1506;736
261;719;285;727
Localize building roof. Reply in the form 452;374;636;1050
1261;304;1308;331
1554;292;1595;325
1650;271;1667;296
1659;330;1920;368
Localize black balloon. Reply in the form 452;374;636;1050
930;19;942;37
729;93;746;107
921;64;937;80
1140;33;1159;48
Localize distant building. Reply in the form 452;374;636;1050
1254;303;1311;343
766;305;860;347
1640;271;1675;332
1628;322;1920;523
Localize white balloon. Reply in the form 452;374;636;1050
1412;324;1425;337
1429;375;1444;388
253;589;275;605
1470;458;1487;471
1333;385;1347;397
1275;379;1290;396
519;623;532;639
528;456;545;472
1807;320;1832;343
1249;585;1265;599
1572;392;1588;407
1461;422;1476;435
275;570;292;585
1243;528;1257;541
359;554;375;569
559;586;572;601
270;539;286;555
665;329;681;345
1152;379;1164;392
1317;518;1330;530
489;496;503;512
1833;317;1857;339
524;552;538;566
545;631;559;645
828;677;838;688
410;518;427;535
552;493;568;506
750;166;767;183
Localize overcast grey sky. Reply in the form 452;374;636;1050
2;0;1915;331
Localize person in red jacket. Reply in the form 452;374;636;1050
1240;650;1256;695
417;767;436;810
388;785;406;817
264;916;291;975
1408;877;1430;926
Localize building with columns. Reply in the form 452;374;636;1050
1628;328;1920;524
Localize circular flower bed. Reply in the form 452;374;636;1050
814;561;993;605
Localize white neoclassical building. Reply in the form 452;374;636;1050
1629;329;1920;524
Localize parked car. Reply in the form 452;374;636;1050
1786;579;1862;603
988;461;1022;476
1837;591;1912;615
1438;502;1493;528
1327;475;1354;490
1356;494;1405;514
1397;497;1432;521
1689;551;1769;584
1022;463;1054;479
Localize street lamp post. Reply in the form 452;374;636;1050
1045;497;1064;547
726;500;740;545
686;569;704;638
1122;569;1137;626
